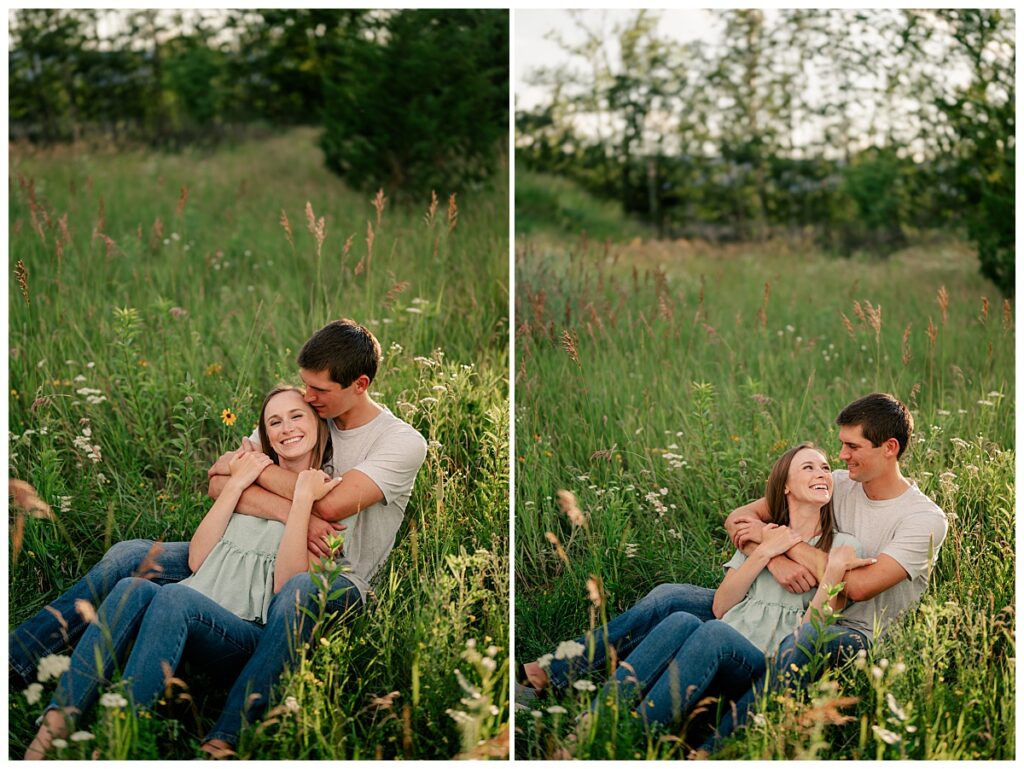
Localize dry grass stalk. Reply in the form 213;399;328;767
852;300;865;322
447;193;458;234
901;323;912;365
133;541;166;580
927;317;937;352
936;285;949;324
544;531;570;565
75;599;98;624
1003;299;1012;331
11;513;25;567
556;489;586;527
372;189;386;230
586;575;605;609
341;233;354;259
560;329;581;366
424;190;438;227
176;185;189;216
383;280;410;309
863;301;882;342
457;725;509;760
10;478;53;565
29;207;47;245
840;312;855;339
280;209;294;249
305;202;326;257
757;281;771;329
92;196;106;243
15;260;30;304
979;296;990;324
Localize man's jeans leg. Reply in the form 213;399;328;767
10;540;191;688
703;622;870;752
546;583;716;691
204;572;362;747
49;577;163;718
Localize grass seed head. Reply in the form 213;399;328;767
15;260;30;304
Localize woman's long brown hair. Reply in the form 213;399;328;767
764;442;836;552
256;385;331;472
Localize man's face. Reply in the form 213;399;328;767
837;424;888;482
299;368;352;421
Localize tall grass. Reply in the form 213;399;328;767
514;180;1013;759
8;128;509;759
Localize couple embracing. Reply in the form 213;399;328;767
518;393;947;753
14;320;427;759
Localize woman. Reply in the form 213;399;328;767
26;386;340;760
520;444;874;731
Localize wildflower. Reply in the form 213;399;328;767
977;399;995;407
987;391;1004;398
554;640;585;661
100;692;128;709
405;307;423;314
893;661;906;675
24;682;43;705
537;653;553;671
73;375;86;383
205;363;223;377
221;409;237;427
886;692;907;721
70;730;94;742
752;713;767;727
871;725;901;745
432;385;447;392
573;680;596;692
52;739;67;750
546;705;567;715
870;665;884;680
419;397;438;405
284;696;300;713
138;358;148;368
37;654;72;682
169;307;187;318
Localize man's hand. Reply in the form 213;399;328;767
731;514;766;549
306;515;346;559
766;556;818;593
208;437;259;478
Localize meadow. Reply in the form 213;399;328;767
514;173;1014;759
8;128;509;759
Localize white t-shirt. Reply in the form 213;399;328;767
830;470;947;640
251;405;427;601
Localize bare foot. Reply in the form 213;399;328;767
523;661;549;691
25;710;69;760
200;739;236;760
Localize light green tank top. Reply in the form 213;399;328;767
720;532;862;654
179;514;285;624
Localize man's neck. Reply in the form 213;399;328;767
332;397;382;431
860;466;912;501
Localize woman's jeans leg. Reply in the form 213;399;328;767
204;572;362;746
703;622;870;751
119;584;265;710
546;583;716;690
11;540;191;688
636;619;765;727
48;577;163;718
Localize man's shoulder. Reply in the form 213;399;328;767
362;407;428;456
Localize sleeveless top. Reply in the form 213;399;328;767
178;514;285;624
720;532;863;654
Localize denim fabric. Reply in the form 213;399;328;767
203;570;363;746
546;583;716;691
10;540;191;688
703;621;870;751
49;577;163;716
120;584;265;709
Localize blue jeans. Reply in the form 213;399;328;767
203;570;362;746
704;621;870;751
50;579;264;717
597;614;766;727
546;583;716;691
10;539;192;688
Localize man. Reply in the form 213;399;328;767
518;393;946;751
10;319;427;757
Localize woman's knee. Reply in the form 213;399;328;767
102;539;157;570
659;611;703;637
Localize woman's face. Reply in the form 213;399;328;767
263;390;319;462
785;447;833;507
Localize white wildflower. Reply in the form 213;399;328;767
52;739;67;750
871;725;901;745
546;705;567;715
886;692;907;721
573;680;596;692
70;730;94;742
284;696;300;713
554;640;585;661
37;653;71;682
23;682;44;705
536;653;553;671
100;692;128;709
405;307;423;314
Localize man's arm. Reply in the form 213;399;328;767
254;464;384;522
838;554;909;602
725;497;823;593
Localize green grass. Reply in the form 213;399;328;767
8;127;509;759
514;178;1014;759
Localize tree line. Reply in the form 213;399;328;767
9;9;509;199
516;10;1014;296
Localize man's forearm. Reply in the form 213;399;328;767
738;539;826;579
209;473;291;524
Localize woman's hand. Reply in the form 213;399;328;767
227;450;273;488
754;523;803;559
825;544;876;581
295;469;343;502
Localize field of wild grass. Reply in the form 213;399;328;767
8;128;509;759
514;182;1014;759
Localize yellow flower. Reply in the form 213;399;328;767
11;389;18;397
138;358;149;368
221;409;237;426
206;363;223;377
